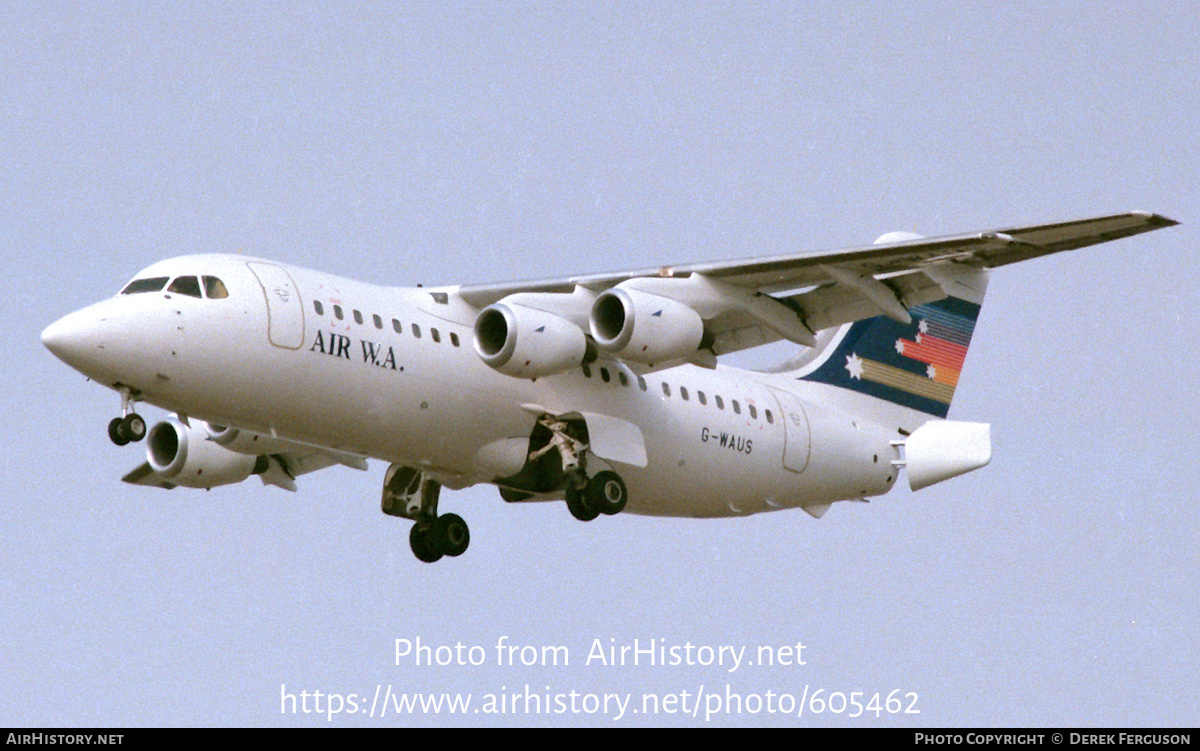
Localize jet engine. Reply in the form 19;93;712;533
146;417;267;489
589;287;706;365
202;421;296;456
473;302;589;378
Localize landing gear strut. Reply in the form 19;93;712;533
382;464;470;563
528;415;589;490
108;388;146;446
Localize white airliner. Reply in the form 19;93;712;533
42;211;1176;562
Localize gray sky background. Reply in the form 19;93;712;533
2;1;1197;727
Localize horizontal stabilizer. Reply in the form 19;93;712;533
899;420;992;491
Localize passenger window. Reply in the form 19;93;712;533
431;328;441;343
749;404;757;419
600;367;611;383
373;314;383;329
582;364;592;378
732;400;741;415
121;277;169;295
313;300;324;316
353;310;363;325
202;276;229;299
450;332;460;347
392;319;402;333
661;383;671;397
167;276;202;298
715;395;724;410
766;410;774;424
680;386;689;401
698;391;707;406
637;376;647;391
618;371;628;387
334;305;344;321
412;324;421;338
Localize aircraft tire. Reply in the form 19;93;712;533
588;471;628;516
108;417;130;446
566;486;600;522
409;524;443;563
123;413;147;442
432;513;470;557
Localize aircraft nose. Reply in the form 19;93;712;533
43;299;171;388
42;309;106;369
43;313;80;358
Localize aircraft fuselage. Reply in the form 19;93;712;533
43;253;900;518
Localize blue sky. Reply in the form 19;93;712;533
2;1;1197;726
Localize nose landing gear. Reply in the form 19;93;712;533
107;388;146;446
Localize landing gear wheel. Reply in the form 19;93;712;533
566;485;600;522
122;413;146;442
587;471;628;516
432;513;470;557
409;524;443;563
108;417;131;446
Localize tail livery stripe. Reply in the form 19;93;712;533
920;318;973;347
852;356;958;404
913;305;977;338
896;336;967;372
799;296;982;418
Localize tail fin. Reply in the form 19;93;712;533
797;294;984;419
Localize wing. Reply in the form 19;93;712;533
455;211;1177;357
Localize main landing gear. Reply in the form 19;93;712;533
531;416;628;523
565;470;628;522
381;416;631;564
502;415;630;522
107;387;146;446
381;464;469;564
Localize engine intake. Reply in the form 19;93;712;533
590;287;706;364
147;417;266;489
202;421;294;455
473;302;589;379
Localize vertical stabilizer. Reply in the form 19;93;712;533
796;284;986;419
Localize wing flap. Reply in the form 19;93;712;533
793;269;951;333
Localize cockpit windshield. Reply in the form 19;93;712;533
167;276;202;298
120;274;230;299
120;277;169;295
203;276;229;299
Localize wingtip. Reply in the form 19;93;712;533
1132;210;1180;227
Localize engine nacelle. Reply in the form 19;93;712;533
589;287;706;365
202;421;296;455
473;302;588;379
146;417;265;489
